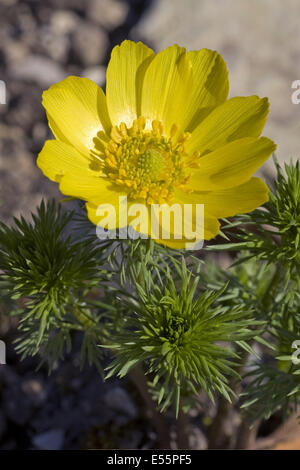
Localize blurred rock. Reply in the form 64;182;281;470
105;387;138;419
49;0;85;11
37;10;81;63
32;429;65;450
38;25;71;63
22;379;47;407
32;122;48;147
0;122;59;223
50;9;79;34
1;0;18;6
133;0;300;172
72;22;108;67
8;55;67;87
189;425;207;450
2;369;34;426
255;412;300;450
82;66;106;86
3;40;30;65
87;0;129;30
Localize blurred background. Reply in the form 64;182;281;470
0;0;300;450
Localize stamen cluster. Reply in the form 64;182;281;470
98;117;198;204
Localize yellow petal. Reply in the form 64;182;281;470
188;137;276;191
141;44;194;134
42;76;111;155
88;196;220;247
106;40;155;127
183;49;229;132
132;204;219;246
187;95;269;155
88;201;159;236
176;177;269;219
37;140;102;183
59;173;124;204
153;213;220;248
150;203;220;242
86;198;132;229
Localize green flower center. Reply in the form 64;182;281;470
137;149;165;182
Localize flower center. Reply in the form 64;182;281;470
137;149;165;181
95;116;200;204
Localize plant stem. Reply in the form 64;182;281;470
208;348;248;449
235;420;260;449
129;365;171;449
261;264;283;311
208;397;232;449
176;407;190;449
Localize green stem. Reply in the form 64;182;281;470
261;264;283;311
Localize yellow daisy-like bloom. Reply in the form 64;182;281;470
38;40;276;248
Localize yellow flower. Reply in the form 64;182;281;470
37;40;276;249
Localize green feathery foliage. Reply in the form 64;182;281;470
208;156;300;278
0;200;113;370
204;157;300;422
104;258;261;416
201;255;300;421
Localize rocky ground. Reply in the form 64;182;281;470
0;328;154;450
0;0;300;450
0;0;152;222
